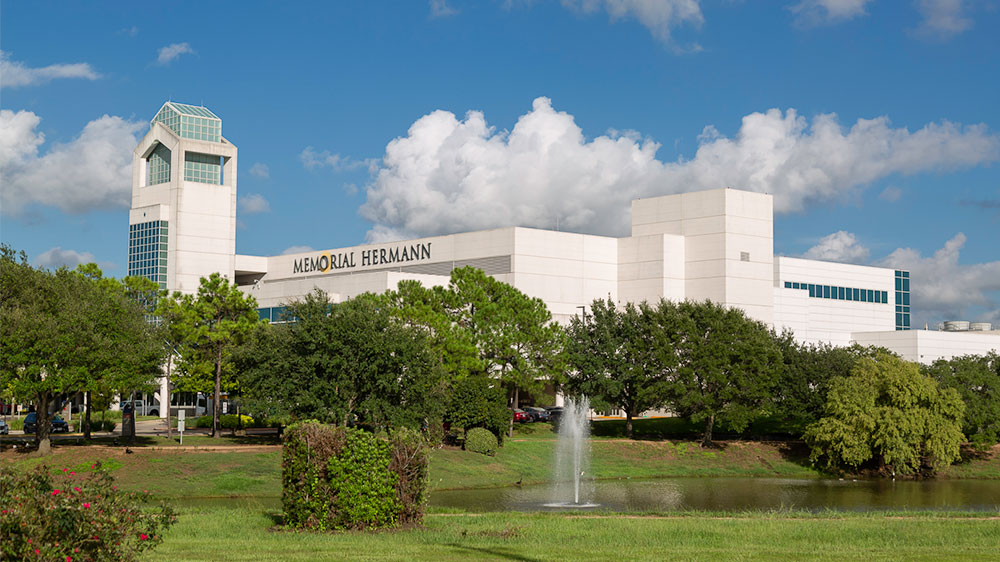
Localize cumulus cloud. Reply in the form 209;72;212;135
301;147;377;173
789;0;871;26
561;0;704;49
878;186;902;202
282;245;314;255
0;109;145;216
359;97;1000;241
249;162;270;178
429;0;458;18
879;233;1000;326
912;0;972;39
0;51;100;88
803;231;870;263
238;193;271;214
34;247;96;269
156;43;195;65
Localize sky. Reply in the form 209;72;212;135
1;0;998;329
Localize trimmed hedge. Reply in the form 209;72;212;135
281;422;428;530
463;427;498;456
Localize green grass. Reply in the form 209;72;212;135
145;507;1000;561
429;438;819;490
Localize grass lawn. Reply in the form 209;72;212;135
145;507;1000;561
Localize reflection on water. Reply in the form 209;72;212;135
429;478;1000;512
166;479;1000;513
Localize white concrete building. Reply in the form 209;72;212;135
128;102;1000;413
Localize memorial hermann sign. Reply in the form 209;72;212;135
293;242;433;274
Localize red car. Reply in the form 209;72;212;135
512;409;532;423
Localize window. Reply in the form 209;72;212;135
784;281;792;288
838;287;845;300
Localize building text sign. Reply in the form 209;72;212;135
293;242;432;274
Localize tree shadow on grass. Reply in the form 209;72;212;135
446;544;542;562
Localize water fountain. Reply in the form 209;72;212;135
544;396;599;508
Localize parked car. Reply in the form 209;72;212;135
546;406;564;425
524;407;551;422
22;412;70;434
0;419;9;435
512;409;532;423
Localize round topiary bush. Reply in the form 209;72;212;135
464;427;498;456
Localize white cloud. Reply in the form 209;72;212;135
912;0;972;39
430;0;458;18
249;162;270;179
35;247;95;269
879;233;1000;326
0;109;145;216
301;147;378;173
878;186;902;202
281;245;314;255
561;0;704;49
156;43;195;65
803;231;870;263
789;0;872;26
359;97;1000;241
238;193;271;214
0;51;100;88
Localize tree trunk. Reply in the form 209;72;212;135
165;354;173;440
626;410;634;440
702;413;715;447
213;347;222;438
37;392;51;456
508;386;519;438
83;391;92;440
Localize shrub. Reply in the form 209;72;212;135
282;422;427;530
0;464;175;561
464;427;498;456
7;417;24;431
101;420;116;433
194;414;256;429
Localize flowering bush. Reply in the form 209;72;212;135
0;464;176;561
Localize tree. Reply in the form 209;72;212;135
772;334;879;426
444;267;565;436
566;298;678;439
445;375;511;441
668;300;783;446
925;353;1000;447
804;351;966;476
0;246;163;454
237;290;447;431
156;273;259;438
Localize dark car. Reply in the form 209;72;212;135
546;406;564;425
512;409;532;423
23;412;70;434
524;407;551;422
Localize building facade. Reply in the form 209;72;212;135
128;103;1000;415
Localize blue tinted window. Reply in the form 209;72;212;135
896;313;902;326
902;271;909;278
881;291;888;303
808;284;815;297
903;315;910;327
792;282;800;289
257;308;270;321
852;288;859;300
902;293;909;305
838;287;845;300
823;285;830;298
784;281;791;288
902;278;909;291
861;290;867;302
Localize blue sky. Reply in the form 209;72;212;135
1;0;998;327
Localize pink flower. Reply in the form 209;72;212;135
69;472;75;476
140;533;148;541
73;487;81;492
66;556;72;561
90;464;95;469
35;549;40;555
82;503;90;509
51;489;61;496
63;468;68;472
